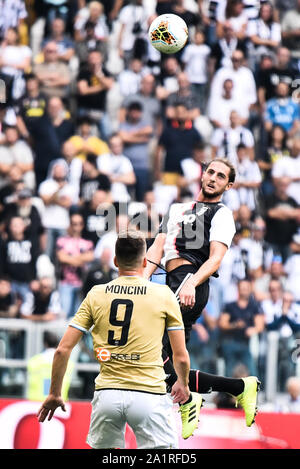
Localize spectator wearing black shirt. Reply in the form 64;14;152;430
0;188;45;248
20;276;62;322
76;49;114;140
15;73;47;141
219;278;265;376
209;21;247;72
27;96;74;189
81;188;113;247
82;246;117;298
262;177;300;262
0;216;39;301
78;152;111;206
154;103;203;183
257;47;297;109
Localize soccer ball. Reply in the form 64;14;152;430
148;14;188;54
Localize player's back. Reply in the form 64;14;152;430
70;275;183;394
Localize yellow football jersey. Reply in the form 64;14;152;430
69;275;184;394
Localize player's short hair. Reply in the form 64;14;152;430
115;230;146;269
206;158;236;184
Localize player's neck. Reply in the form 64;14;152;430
197;191;222;204
118;268;144;277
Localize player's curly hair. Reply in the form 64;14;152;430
206;158;236;183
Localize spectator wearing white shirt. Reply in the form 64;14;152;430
232;143;262;212
216;0;249;41
284;232;300;303
247;2;281;67
0;27;32;101
272;137;300;205
38;159;77;262
117;58;145;98
239;216;274;280
117;0;149;67
178;141;208;200
0;124;35;190
209;49;257;121
181;29;211;113
207;78;249;128
97;133;136;203
211;110;255;164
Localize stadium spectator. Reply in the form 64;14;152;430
0;124;35;190
0;187;45;249
94;211;130;271
28;96;74;188
262;176;300;262
56;212;94;318
209;20;248;72
247;2;281;66
0;277;19;319
271;136;300;205
82;246;118;298
253;254;287;301
209;49;257;121
257;124;290;196
178;141;208;200
230;143;262;212
154;102;203;184
181;29;211;113
74;1;109;47
75;19;107;66
66;115;109;162
281;0;300;64
119;73;161;133
156;56;181;102
219;278;265;376
15;73;47;141
81;189;113;247
276;376;300;413
165;71;201;122
257;47;296;109
97;133;136;203
216;0;249;41
264;81;300;138
0;0;28;41
38;159;77;262
20;276;62;322
33;41;71;100
239;216;274;281
77;153;112;206
0;165;24;210
119;101;153;202
264;289;300;389
284;232;300;303
42;17;75;65
117;57;145;99
211;109;255;164
117;0;149;66
0;27;32;101
76;49;114;140
0;216;40;301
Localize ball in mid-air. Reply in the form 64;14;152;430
148;14;188;54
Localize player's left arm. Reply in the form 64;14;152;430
178;241;228;308
37;326;83;422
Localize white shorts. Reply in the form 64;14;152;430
86;389;179;449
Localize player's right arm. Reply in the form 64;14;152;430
143;232;166;279
37;326;83;422
168;328;190;404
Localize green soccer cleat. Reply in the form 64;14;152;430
179;392;204;439
235;376;261;427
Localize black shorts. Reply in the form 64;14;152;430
165;264;209;348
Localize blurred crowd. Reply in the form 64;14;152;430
0;0;299;396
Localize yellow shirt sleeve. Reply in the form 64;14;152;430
69;291;94;333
